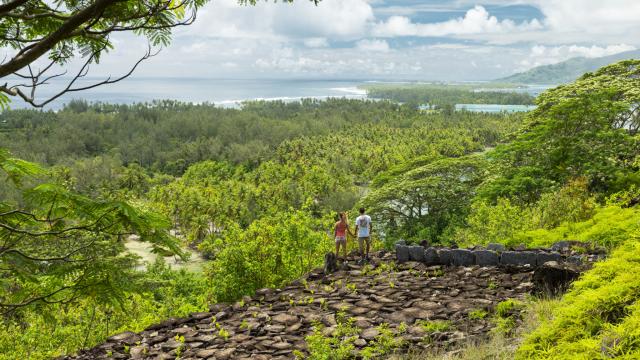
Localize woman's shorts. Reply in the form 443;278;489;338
335;236;346;245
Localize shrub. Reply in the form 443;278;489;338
517;239;640;359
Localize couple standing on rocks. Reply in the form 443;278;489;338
333;207;372;264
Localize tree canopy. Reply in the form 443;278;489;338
480;59;640;203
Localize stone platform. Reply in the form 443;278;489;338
63;250;549;359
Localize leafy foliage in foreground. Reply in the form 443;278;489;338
0;151;183;315
0;259;210;360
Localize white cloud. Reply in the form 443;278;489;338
355;39;390;52
304;38;329;48
461;0;640;45
518;43;637;71
272;0;374;39
24;0;640;83
182;0;374;40
372;5;543;37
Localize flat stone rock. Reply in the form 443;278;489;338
271;313;299;326
361;328;379;340
216;347;236;359
195;349;217;358
272;342;293;350
107;331;139;344
536;252;563;266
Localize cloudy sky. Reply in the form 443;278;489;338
41;0;640;81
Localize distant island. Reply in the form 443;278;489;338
498;49;640;84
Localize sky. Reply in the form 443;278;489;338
19;0;640;81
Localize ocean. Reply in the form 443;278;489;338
5;77;548;112
6;78;368;110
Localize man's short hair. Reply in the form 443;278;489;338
359;207;365;214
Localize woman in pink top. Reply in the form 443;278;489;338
334;212;353;260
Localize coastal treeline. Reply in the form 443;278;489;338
363;83;535;108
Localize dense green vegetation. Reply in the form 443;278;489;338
0;99;522;359
517;240;640;359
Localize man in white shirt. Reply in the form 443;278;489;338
354;207;372;263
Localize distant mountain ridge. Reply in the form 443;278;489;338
498;49;640;84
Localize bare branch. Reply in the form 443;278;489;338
1;45;157;107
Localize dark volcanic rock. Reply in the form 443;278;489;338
324;252;338;274
533;261;581;295
424;247;439;265
474;250;499;266
437;249;452;265
500;251;537;267
451;249;474;266
408;246;425;262
566;255;583;265
536;252;563;266
396;244;410;263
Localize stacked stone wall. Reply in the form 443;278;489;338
395;241;604;268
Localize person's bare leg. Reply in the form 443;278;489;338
342;240;348;259
335;241;340;259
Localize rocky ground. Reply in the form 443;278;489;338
64;250;548;360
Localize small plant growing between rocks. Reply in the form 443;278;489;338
431;268;445;277
174;335;185;358
416;320;452;333
346;283;358;293
360;323;406;359
319;298;328;310
495;299;525;318
469;309;488;320
304;312;359;360
303;312;406;360
492;299;525;334
488;280;498;289
218;327;230;340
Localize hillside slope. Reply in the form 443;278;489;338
64;251;539;359
498;49;640;84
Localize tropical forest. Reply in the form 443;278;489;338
1;1;640;360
